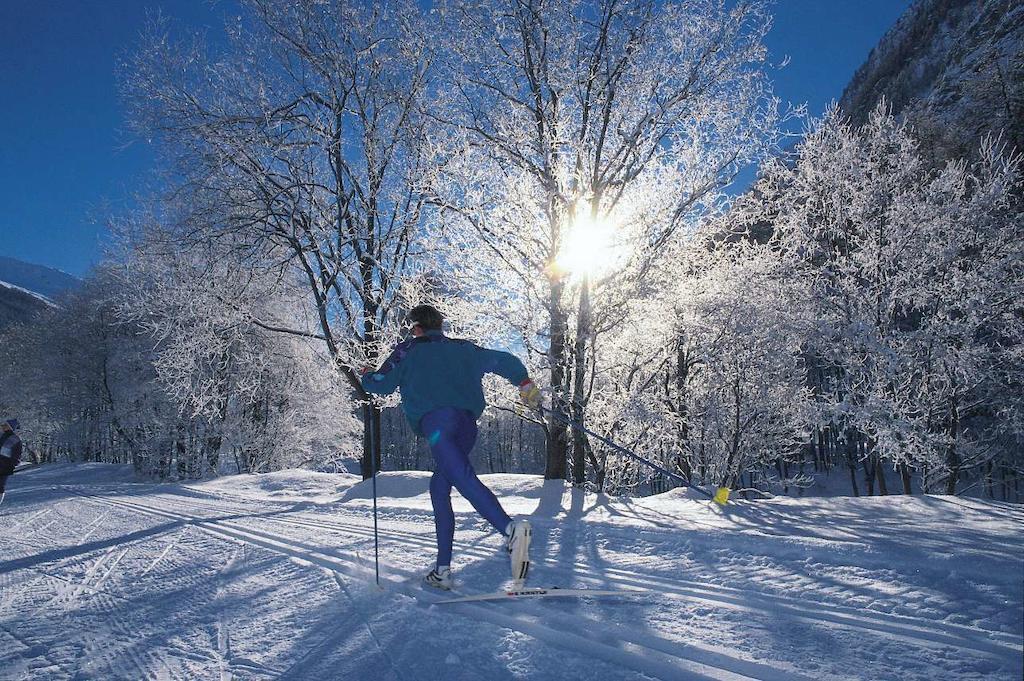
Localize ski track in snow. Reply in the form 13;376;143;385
0;466;1020;680
215;545;243;681
261;514;1020;656
66;490;811;680
167;490;1023;654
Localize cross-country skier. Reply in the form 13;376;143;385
0;419;24;499
361;305;542;591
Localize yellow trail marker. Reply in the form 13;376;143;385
713;487;731;506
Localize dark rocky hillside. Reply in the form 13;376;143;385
839;0;1023;156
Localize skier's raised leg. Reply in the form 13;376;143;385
423;408;540;585
423;409;513;533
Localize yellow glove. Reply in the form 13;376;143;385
518;379;542;410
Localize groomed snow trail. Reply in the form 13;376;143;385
0;464;1020;680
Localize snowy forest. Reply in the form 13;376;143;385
1;0;1021;501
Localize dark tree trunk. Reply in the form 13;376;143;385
944;398;961;495
176;439;187;479
899;463;913;494
361;404;382;480
846;432;860;497
721;374;743;488
874;452;888;495
857;436;875;496
673;338;692;484
944;462;959;495
545;279;569;481
570;276;591;487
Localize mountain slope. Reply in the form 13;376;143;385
839;0;1024;153
0;256;81;300
0;280;53;328
0;257;81;329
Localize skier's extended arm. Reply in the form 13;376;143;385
477;347;541;409
361;340;415;395
477;347;528;385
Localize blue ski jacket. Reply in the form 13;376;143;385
362;330;529;434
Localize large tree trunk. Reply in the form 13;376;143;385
570;276;592;486
673;338;692;483
873;451;888;495
175;438;187;479
861;438;876;495
719;374;743;488
944;399;961;495
545;279;569;480
845;430;860;496
944;454;960;495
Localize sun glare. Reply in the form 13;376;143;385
555;210;619;279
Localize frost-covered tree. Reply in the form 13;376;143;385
0;222;361;477
112;219;361;475
586;236;813;495
0;272;178;472
764;103;1024;495
904;142;1023;494
673;245;813;493
428;0;779;483
122;0;433;478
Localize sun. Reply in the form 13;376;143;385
555;210;619;280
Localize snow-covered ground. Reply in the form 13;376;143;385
0;463;1020;680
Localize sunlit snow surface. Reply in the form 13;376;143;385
0;463;1020;680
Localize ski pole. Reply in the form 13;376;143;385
540;406;730;505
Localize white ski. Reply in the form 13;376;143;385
436;586;643;604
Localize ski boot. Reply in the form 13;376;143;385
424;566;454;591
506;519;532;587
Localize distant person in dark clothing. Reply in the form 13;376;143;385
0;418;23;497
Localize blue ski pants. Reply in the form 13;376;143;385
421;408;511;568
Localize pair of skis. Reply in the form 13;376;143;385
435;584;643;604
435;518;642;604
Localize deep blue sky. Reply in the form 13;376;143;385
1;0;912;278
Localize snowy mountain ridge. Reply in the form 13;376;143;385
839;0;1023;152
0;279;53;330
0;257;80;329
0;279;57;308
0;256;81;301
